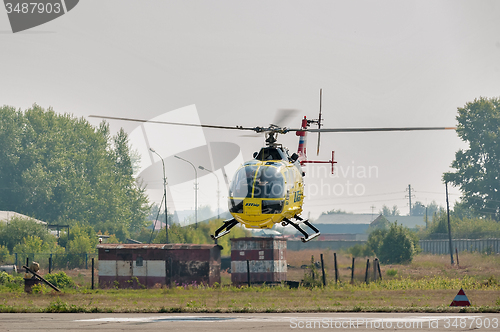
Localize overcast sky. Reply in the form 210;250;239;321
1;1;499;220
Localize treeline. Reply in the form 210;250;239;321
418;212;500;240
348;207;500;263
0;216;248;266
0;217;101;267
0;104;149;240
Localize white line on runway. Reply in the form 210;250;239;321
75;315;484;323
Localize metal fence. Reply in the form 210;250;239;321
12;253;98;270
419;238;500;254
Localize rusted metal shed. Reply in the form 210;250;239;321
98;244;221;288
231;237;287;285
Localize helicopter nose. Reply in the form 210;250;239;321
243;198;262;216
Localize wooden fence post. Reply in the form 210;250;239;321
351;257;355;284
334;253;338;283
364;259;370;284
247;260;251;287
91;258;94;290
320;254;326;287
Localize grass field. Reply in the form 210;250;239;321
1;252;499;313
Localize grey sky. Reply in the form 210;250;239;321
1;1;499;219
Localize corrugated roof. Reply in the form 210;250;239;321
315;224;370;234
385;216;427;228
97;243;219;250
0;211;46;224
315;213;377;224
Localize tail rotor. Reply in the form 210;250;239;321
316;89;323;156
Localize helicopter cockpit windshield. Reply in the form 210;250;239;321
229;165;284;199
229;164;285;215
253;166;284;199
229;165;257;198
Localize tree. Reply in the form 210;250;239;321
380;205;400;216
443;97;500;220
378;222;417;264
12;235;63;255
366;228;388;256
426;201;443;218
0;105;149;239
0;217;55;252
322;209;350;215
411;201;426;216
419;213;500;239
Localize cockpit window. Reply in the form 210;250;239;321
229;165;257;198
229;165;285;199
253;166;285;198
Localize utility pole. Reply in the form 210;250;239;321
406;184;415;216
150;148;168;244
445;182;454;265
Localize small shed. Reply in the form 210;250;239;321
231;237;287;285
98;244;221;288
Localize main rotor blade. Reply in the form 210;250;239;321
290;126;456;133
88;115;257;131
272;109;299;127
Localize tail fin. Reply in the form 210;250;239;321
296;116;308;161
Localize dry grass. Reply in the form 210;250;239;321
2;252;498;313
1;287;498;313
286;250;500;284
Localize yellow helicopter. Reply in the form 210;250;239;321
90;90;455;242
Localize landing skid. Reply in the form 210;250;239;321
281;215;321;243
211;218;239;240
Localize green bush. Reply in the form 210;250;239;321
348;243;372;258
44;271;76;289
0;217;55;252
301;255;323;288
386;268;398;277
0;271;23;290
0;245;13;264
378;222;416;264
31;283;48;294
0;271;13;284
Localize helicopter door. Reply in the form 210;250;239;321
229;165;258;213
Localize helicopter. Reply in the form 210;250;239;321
89;90;455;242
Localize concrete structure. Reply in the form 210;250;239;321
231;237;287;285
98;244;221;288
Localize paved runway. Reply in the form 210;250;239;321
1;312;499;331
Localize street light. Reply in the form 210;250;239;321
150;148;168;244
174;155;198;228
198;165;220;220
